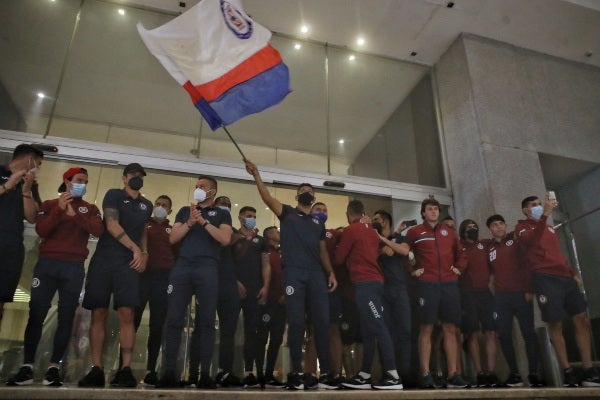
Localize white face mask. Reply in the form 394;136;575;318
194;187;208;202
153;206;168;219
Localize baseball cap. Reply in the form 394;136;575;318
123;163;147;176
63;167;88;181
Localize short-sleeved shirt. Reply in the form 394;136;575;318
278;204;325;271
146;218;175;270
95;189;153;258
233;234;267;291
0;164;25;246
378;233;409;287
175;205;232;263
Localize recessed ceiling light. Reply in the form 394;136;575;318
118;9;125;15
410;51;418;56
338;139;345;144
294;43;301;50
37;92;45;99
300;25;308;34
234;203;239;207
357;37;365;46
348;55;355;61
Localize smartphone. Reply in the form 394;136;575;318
548;190;556;201
405;219;418;227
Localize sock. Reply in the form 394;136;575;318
358;371;371;379
387;370;399;379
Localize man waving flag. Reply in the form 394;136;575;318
138;0;291;131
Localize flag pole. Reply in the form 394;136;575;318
221;125;248;161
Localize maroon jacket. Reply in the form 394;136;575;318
335;222;383;284
487;232;532;292
146;218;176;271
267;245;284;302
36;198;104;262
515;215;574;278
406;222;467;282
460;239;492;291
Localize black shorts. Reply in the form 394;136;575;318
0;242;25;302
417;281;461;326
461;289;496;333
329;289;343;324
340;297;362;345
82;253;140;310
532;272;587;323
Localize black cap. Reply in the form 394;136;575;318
123;162;147;176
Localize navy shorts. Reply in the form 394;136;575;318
82;253;139;310
461;289;496;333
0;242;25;302
417;281;461;325
532;272;587;323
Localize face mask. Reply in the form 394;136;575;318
128;176;143;191
313;212;327;224
70;183;87;198
218;206;231;213
243;217;257;230
372;221;383;235
194;188;208;202
466;228;479;241
531;205;543;220
153;206;168;219
297;191;314;206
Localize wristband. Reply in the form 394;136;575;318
115;231;126;241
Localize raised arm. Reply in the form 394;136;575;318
245;160;283;217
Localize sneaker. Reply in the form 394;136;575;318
447;373;470;388
582;367;600;387
216;371;242;387
303;373;318;389
476;372;488;388
563;367;579;387
318;373;340;389
43;366;62;387
264;375;285;388
528;373;545;387
372;371;403;390
285;372;304;390
342;373;372;390
142;370;158;386
110;366;137;388
78;365;105;388
243;373;260;388
505;372;524;387
487;373;499;387
420;372;435;389
433;371;447;388
156;370;178;388
6;365;34;386
197;372;216;389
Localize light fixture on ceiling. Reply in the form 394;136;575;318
234;203;239;207
447;1;455;8
294;43;301;50
118;8;125;15
410;51;418;57
37;92;45;99
348;55;355;61
356;37;365;46
338;139;345;144
300;25;309;34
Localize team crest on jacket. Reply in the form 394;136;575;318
441;229;448;236
166;227;172;234
286;286;294;295
208;210;217;217
538;295;547;304
506;240;514;246
252;237;259;243
262;313;271;323
477;243;484;250
419;297;425;306
32;278;40;288
139;203;147;210
78;206;88;214
221;0;253;39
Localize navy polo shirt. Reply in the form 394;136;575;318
233;234;267;290
0;165;25;245
176;205;232;263
379;233;409;286
278;204;325;271
95;188;153;258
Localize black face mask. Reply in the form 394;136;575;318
128;176;144;191
372;222;383;235
297;191;314;206
466;228;478;241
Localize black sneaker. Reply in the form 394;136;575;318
143;370;158;386
476;372;488;387
187;370;199;388
372;371;403;390
243;373;260;388
110;366;137;388
342;373;372;390
563;367;579;387
528;373;545;387
43;366;62;387
6;365;34;386
505;372;524;387
197;372;216;389
582;367;600;387
447;373;470;388
433;372;447;388
156;370;178;388
285;372;304;390
318;373;340;389
217;371;242;387
487;373;499;387
78;365;105;387
264;374;285;388
303;373;318;389
420;372;435;389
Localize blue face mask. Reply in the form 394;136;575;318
313;212;328;224
530;205;543;220
70;183;87;197
244;217;257;230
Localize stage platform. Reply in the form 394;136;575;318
1;386;599;400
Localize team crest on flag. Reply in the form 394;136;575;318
221;0;253;39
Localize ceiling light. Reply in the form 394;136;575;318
294;43;301;50
348;55;355;61
300;25;308;34
410;51;418;56
234;203;239;207
118;9;125;15
357;37;365;46
37;92;45;99
338;139;345;144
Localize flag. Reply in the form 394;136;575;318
137;0;290;130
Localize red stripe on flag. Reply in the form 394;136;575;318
189;44;283;102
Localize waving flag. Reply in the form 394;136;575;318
137;0;290;130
